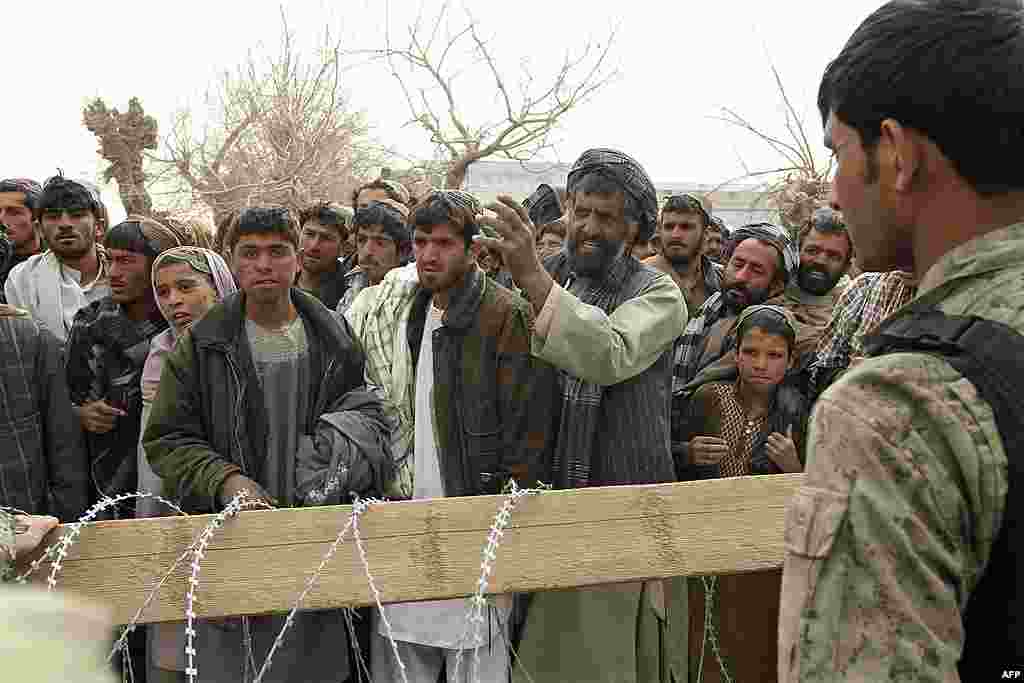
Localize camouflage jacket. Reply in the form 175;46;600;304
779;222;1024;681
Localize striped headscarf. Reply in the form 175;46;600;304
724;222;800;284
567;148;658;241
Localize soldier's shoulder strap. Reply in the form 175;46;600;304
862;299;1024;673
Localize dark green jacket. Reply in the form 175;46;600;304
406;268;558;496
143;288;374;512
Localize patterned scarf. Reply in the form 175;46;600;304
547;250;644;487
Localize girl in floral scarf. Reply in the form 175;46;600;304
135;247;236;683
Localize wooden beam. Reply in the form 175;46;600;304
26;474;802;624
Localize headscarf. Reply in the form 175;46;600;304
523;183;564;227
723;222;799;284
415;189;486;234
0;178;42;208
104;215;185;259
141;247;237;401
355;201;412;245
376;179;412;206
566;148;658;241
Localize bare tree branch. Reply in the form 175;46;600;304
381;4;619;188
147;10;385;221
716;65;832;235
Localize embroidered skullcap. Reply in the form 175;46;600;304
414;189;486;236
435;188;482;214
523;183;564;227
736;303;798;337
724;222;800;284
566;148;658;242
0;178;42;209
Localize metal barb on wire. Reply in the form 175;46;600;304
348;496;410;683
253;495;376;683
453;481;548;683
106;496;270;666
184;490;261;683
44;491;186;592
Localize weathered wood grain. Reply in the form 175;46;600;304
27;474;802;624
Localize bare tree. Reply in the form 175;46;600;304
381;1;618;189
711;64;833;235
152;11;385;221
82;97;159;215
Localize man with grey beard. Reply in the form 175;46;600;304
476;147;688;683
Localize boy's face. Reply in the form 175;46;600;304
233;233;300;304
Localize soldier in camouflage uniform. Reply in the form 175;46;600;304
780;1;1024;680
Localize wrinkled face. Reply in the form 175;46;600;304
233;233;300;304
356;224;402;285
567;191;630;277
722;239;780;314
154;262;219;334
414;222;476;294
108;248;152;304
300;220;344;275
39;207;97;261
0;192;37;252
826;113;913;272
703;230;724;264
737;327;791;390
356;188;393;210
797;228;851;296
536;231;564;262
659;210;704;266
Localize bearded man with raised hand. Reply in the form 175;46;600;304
477;148;688;683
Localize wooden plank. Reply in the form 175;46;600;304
26;474;802;624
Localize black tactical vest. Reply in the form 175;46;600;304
862;301;1023;678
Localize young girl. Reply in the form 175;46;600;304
680;304;807;479
137;246;236;683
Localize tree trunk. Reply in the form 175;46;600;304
445;162;468;189
445;152;483;190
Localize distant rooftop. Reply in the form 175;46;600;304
462;159;777;228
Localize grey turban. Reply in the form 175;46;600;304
723;222;800;284
566;148;659;241
523;183;564;227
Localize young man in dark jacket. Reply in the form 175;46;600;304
345;190;557;682
144;206;391;683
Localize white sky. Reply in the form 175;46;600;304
2;0;886;222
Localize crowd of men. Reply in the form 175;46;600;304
3;0;1024;681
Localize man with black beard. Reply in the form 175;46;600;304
644;194;723;314
777;207;853;383
703;215;727;265
673;222;799;388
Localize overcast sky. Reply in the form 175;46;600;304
3;0;886;221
